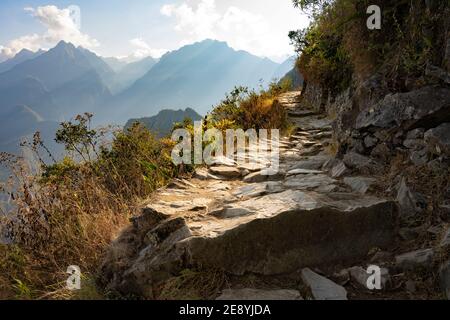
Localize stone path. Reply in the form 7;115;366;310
101;91;398;300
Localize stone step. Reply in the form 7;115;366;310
100;191;397;298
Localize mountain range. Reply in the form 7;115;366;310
0;39;296;163
125;108;202;138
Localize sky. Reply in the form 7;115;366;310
0;0;310;63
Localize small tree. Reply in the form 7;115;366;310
55;113;98;162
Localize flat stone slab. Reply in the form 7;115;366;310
288;155;332;170
216;289;303;300
301;268;347;300
284;174;336;190
209;166;241;178
343;177;376;194
287;168;324;176
243;169;285;183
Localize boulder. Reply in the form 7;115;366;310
216;289;303;300
356;86;450;131
424;123;450;156
301;268;348;300
101;191;397;297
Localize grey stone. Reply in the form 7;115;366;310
101;189;397;298
287;168;324;176
343;177;376;194
370;143;391;162
243;169;285;183
209;166;241;178
284;174;336;190
195;168;222;180
238;163;267;172
209;206;254;218
424;123;450;156
409;149;429;166
403;139;426;150
364;135;378;148
406;128;425;140
315;184;338;193
343;152;382;174
233;183;267;199
216;289;303;300
395;248;434;270
396;177;427;219
301;268;347;300
210;156;236;167
370;251;393;263
330;160;348;178
356;86;450;131
425;64;450;84
289;155;332;171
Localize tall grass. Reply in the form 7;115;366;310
208;79;292;132
0;115;182;299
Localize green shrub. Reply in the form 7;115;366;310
290;0;449;93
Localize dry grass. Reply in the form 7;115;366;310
0;119;183;300
157;269;228;300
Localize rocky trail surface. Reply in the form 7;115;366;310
100;91;449;300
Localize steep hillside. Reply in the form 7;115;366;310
108;56;158;94
0;49;44;74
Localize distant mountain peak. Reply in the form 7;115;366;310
15;48;34;57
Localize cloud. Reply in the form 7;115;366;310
160;0;293;60
0;5;99;61
129;38;167;59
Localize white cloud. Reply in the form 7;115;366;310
0;5;99;61
129;38;167;60
160;0;301;60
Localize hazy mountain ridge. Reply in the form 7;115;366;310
0;39;293;165
0;49;45;74
102;40;283;123
125;108;202;137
